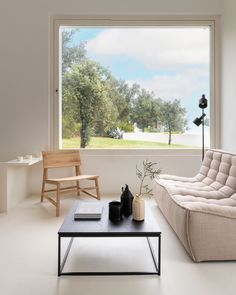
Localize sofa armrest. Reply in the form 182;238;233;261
184;202;236;219
187;207;236;261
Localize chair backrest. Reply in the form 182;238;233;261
42;150;81;169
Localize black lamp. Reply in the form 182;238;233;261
193;94;208;161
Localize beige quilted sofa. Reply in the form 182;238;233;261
154;149;236;262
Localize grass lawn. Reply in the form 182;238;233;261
62;136;194;149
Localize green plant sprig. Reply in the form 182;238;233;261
136;160;162;196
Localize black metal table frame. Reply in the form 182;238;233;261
58;233;161;276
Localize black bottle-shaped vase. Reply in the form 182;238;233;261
120;184;134;217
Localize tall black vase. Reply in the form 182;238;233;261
120;184;134;217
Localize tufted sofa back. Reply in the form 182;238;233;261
196;149;236;197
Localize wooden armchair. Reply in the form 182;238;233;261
41;150;100;217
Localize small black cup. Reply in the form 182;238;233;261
109;201;122;222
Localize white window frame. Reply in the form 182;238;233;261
50;15;221;154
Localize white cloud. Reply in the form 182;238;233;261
86;28;210;71
127;68;209;101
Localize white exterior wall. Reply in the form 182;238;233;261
123;132;210;147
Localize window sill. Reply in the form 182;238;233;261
61;148;203;157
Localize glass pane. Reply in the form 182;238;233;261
60;26;210;149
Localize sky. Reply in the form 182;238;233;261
64;26;210;134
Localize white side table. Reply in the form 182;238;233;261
0;158;42;212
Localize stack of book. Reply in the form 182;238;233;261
74;202;103;220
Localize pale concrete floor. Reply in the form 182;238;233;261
0;195;235;295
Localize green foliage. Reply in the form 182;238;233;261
136;160;162;196
144;126;158;132
62;86;80;138
107;127;123;139
63;60;108;147
131;89;161;131
62;117;81;139
118;121;134;132
93;75;119;136
115;80;140;123
61;28;87;141
159;99;188;145
62;28;86;74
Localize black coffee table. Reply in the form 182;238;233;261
58;200;161;276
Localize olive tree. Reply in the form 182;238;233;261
63;60;107;148
159;99;188;145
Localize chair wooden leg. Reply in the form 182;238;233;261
56;184;60;217
76;180;80;197
75;166;80;197
41;168;48;203
41;180;45;202
95;178;101;200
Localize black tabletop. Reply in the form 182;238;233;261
58;200;161;237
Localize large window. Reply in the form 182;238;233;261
53;18;219;150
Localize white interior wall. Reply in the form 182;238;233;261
0;0;223;197
221;0;236;153
30;150;202;197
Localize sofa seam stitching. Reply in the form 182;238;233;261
186;209;236;220
186;209;197;262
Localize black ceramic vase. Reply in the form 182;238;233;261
120;184;134;217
